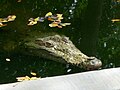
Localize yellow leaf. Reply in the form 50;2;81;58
56;14;63;20
49;22;58;27
30;77;38;80
28;21;37;25
60;23;71;26
28;17;40;26
60;23;66;26
0;15;16;24
0;18;8;22
30;72;37;76
16;76;31;82
28;18;34;21
45;12;52;17
34;17;40;22
111;19;120;23
0;22;7;27
7;15;16;22
64;23;71;25
56;14;63;17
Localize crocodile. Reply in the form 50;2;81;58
25;34;102;70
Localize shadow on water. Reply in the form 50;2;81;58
0;0;120;84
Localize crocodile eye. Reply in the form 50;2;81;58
45;42;54;47
62;37;69;43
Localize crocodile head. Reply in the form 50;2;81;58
27;34;102;70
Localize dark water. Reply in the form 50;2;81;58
0;0;120;84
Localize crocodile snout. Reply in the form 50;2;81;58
86;58;102;70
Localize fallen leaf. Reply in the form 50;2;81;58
7;15;16;22
30;72;37;76
16;76;30;82
0;18;8;22
0;22;7;27
28;21;37;25
45;12;52;17
30;77;38;80
28;18;34;21
56;14;63;20
28;12;71;28
16;76;40;82
28;17;41;25
34;17;40;22
111;19;120;23
60;23;71;26
49;22;59;27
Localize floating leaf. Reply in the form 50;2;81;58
45;12;52;17
60;23;71;26
34;17;40;22
46;14;63;22
0;15;16;27
49;22;62;28
30;72;37;76
111;19;120;23
28;21;37;25
49;22;71;28
28;18;34;21
49;22;59;27
0;22;7;27
0;15;16;22
16;76;30;82
28;12;71;28
0;18;8;22
28;17;42;25
16;71;40;82
7;15;16;22
16;76;40;82
30;77;38;80
56;14;63;20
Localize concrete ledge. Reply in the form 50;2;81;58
0;68;120;90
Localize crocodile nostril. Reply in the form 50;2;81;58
90;61;95;65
